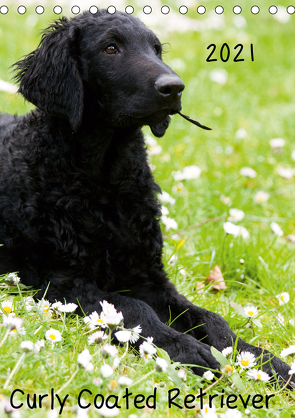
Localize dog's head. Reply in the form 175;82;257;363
13;10;184;137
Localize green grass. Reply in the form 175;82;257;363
1;2;295;417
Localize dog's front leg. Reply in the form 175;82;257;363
65;281;220;376
132;281;295;388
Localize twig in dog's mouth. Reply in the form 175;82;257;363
177;111;212;131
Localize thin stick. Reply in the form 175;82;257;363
55;368;79;395
202;374;224;394
3;352;26;389
177;111;212;131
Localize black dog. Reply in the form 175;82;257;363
0;10;293;384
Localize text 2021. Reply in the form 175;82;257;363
206;44;254;62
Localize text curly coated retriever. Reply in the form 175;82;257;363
0;10;294;385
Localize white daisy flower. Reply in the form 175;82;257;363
102;344;118;359
139;337;157;361
239;226;250;239
270;222;284;237
101;310;124;329
100;300;117;315
95;404;120;417
34;339;45;352
203;370;214;381
235;128;247;139
172;182;184;193
77;349;94;371
158;191;175;205
222;346;233;357
100;364;113;378
88;330;108;345
276;292;290;305
24;296;35;311
278;313;285;325
155;357;168;372
130;325;142;344
244;306;258;318
228;208;245;222
225;409;243;418
223;221;240;237
38;299;52;313
177;368;187;381
200;403;218;417
115;330;132;343
3;314;23;331
173;165;201;181
220;195;231;205
113;357;120;370
278;167;294;179
10;326;26;336
58;303;78;313
118;376;133;387
1;300;13;314
273;5;290;23
269;138;285;149
240;167;257;178
254;191;270;203
210;69;228;85
51;301;63;310
148;144;162;155
47;409;59;418
161;206;169;216
84;311;106;329
45;328;62;342
76;403;90;418
161;216;178;231
20;341;34;353
5;272;20;284
145;135;157;147
221;364;235;375
168;254;178;266
236;351;256;369
288;360;295;375
281;345;295;358
247;369;270;382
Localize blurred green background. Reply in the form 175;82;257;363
1;0;295;351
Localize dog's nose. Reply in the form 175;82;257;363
155;75;185;102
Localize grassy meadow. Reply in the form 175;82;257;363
1;1;295;416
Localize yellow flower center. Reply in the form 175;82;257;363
3;307;12;314
144;354;148;359
43;306;49;312
225;364;233;372
110;380;117;388
96;318;104;324
241;359;249;366
49;334;56;340
248;311;254;316
257;373;261;380
280;295;284;300
205;407;209;413
12;329;17;333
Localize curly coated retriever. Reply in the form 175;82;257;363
0;10;294;384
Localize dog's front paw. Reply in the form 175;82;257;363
170;334;220;377
264;354;295;390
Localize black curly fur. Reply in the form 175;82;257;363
0;10;294;384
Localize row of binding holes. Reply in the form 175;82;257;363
1;5;295;15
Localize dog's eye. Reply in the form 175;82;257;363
104;45;118;54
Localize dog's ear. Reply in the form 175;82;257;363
150;116;171;138
13;18;83;132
